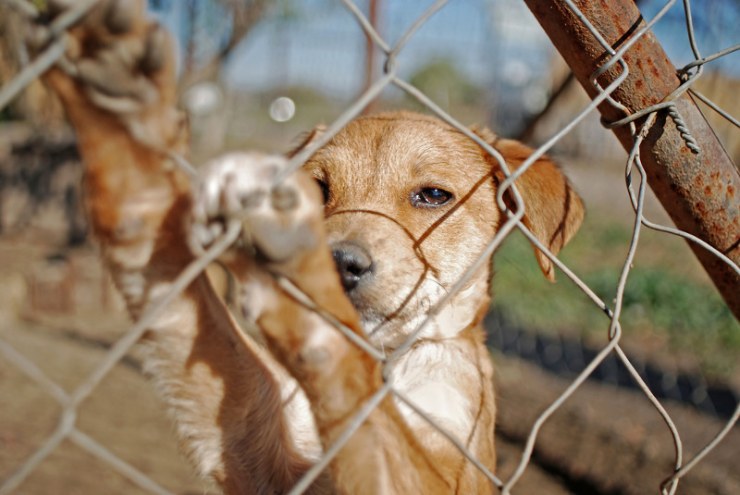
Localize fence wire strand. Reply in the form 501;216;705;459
0;0;738;493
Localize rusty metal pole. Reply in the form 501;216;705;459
524;0;740;319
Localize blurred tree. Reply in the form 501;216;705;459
173;0;273;90
408;58;483;110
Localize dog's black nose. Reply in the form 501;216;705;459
332;241;373;292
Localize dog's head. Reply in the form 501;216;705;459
295;112;584;347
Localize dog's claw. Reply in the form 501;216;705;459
105;0;135;35
141;25;167;74
239;190;267;210
271;185;299;211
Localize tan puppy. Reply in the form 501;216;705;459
43;2;583;493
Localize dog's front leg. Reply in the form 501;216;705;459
42;2;329;493
196;156;456;494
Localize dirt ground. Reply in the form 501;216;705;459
496;353;740;495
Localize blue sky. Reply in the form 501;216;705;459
152;0;739;100
220;0;553;96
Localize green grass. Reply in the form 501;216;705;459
490;217;740;381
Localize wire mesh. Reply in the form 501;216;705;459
0;0;737;494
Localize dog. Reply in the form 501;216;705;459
42;1;584;493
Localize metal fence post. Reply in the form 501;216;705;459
524;0;740;319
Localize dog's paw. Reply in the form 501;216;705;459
43;0;180;149
191;152;323;264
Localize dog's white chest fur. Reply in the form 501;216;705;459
282;337;477;460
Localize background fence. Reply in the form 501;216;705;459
0;0;738;494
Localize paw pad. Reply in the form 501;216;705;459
271;185;299;212
190;152;318;262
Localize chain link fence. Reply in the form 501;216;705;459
0;0;738;494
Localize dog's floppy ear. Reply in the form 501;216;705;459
474;127;584;282
287;125;326;158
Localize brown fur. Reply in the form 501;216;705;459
43;2;583;494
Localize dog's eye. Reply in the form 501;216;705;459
412;187;453;207
315;178;330;204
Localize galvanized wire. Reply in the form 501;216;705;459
0;0;738;494
0;213;241;494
